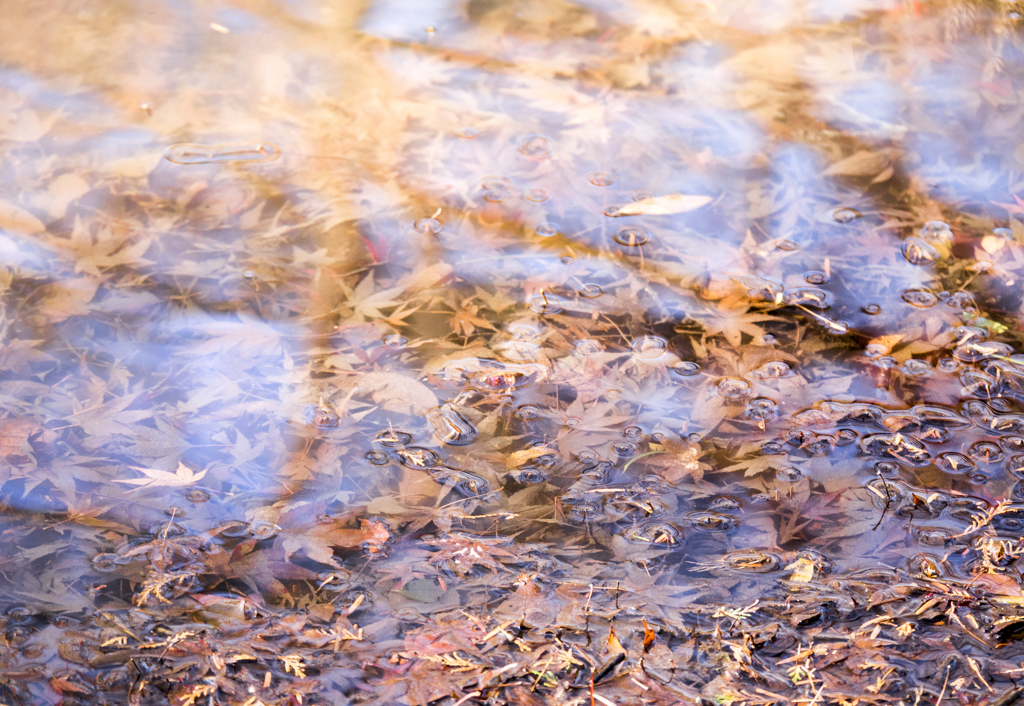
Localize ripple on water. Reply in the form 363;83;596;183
902;288;938;307
722;550;783;573
717;377;753;399
426;405;478;446
529;293;563;314
630;335;668;359
413;217;442;234
902;236;940;265
686;512;738;533
517;134;553;158
830;207;861;223
615;226;649;246
672;361;701;376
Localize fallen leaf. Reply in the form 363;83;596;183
785;557;816;583
115;462;207;491
607;194;713;216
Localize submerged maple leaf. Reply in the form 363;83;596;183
115;462;207;491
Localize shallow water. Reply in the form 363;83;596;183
3;0;1024;703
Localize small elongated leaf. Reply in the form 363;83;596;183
607;194;712;216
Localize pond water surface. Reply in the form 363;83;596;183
2;0;1024;704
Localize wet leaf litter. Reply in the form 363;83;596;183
2;1;1024;705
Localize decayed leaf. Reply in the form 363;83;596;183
607;194;713;216
506;446;554;469
0;199;45;233
822;148;901;177
115;462;207;491
785;557;816;583
0;417;38;457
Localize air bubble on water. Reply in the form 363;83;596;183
972;260;994;273
686;512;738;532
626;521;684;544
709;496;742;513
875;461;900;477
397;447;439;468
457;127;478;139
250;522;280;540
920;220;953;243
672;361;701;376
762;334;776;345
518;134;553;158
564;417;581;429
376;430;411;447
164;140;281;164
426;405;478;446
515;405;541;420
242;269;258;279
413;217;442;234
630;335;668;359
717;377;753;399
776;467;803;482
579;283;603;298
607;389;621;400
613;441;638;457
311;406;340;429
526;188;549;202
529;292;563;314
993;227;1014;239
762;441;784;455
481;175;511;190
615;226;649;247
575;339;603;356
836;429;858;445
902;236;939;265
623;426;642;441
745;397;778;421
776;240;799;251
902;359;931;376
483;190;506;203
185;488;210;503
497;340;540;362
784;288;832;309
509;322;541;340
915;528;953;547
383;334;408;349
366;451;389;465
220;521;251;538
512;466;548;484
862;303;881;315
536;223;559;237
902;289;937;307
588;172;616;187
970;441;1004;463
830;207;861;224
560;255;574;264
722;550;782;573
577;450;599;462
805;271;828;285
937;358;959;373
164;506;186;517
953;341;1012;363
753;360;791;378
936;452;974;474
